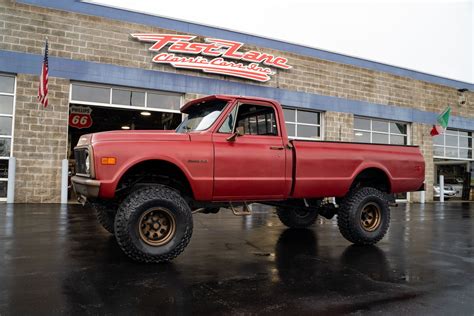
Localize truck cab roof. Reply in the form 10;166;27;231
180;94;280;113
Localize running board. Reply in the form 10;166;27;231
229;202;252;216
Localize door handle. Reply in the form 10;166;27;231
270;146;285;150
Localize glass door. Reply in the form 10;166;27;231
0;74;15;202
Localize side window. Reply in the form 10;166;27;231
235;104;278;136
218;104;238;133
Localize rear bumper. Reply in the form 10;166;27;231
71;176;100;198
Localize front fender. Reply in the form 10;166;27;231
91;139;213;200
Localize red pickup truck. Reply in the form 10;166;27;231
72;95;425;263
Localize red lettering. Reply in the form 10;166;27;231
208;38;244;59
201;44;222;56
271;57;291;69
133;33;292;82
131;34;195;51
242;51;261;63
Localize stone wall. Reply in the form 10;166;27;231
13;74;69;202
324;112;354;142
410;122;434;202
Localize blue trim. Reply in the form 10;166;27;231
1;49;473;131
16;0;473;90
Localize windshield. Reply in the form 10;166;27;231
176;100;228;133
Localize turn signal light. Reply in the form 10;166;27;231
101;157;117;165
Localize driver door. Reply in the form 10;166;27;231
212;102;287;200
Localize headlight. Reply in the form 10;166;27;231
85;152;90;174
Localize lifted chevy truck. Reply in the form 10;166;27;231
72;95;425;263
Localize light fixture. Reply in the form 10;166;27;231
140;111;151;116
355;132;363;136
121;125;130;130
457;88;468;106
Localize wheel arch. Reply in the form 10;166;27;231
350;166;392;193
115;158;195;199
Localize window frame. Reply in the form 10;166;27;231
433;128;473;161
69;82;183;114
0;74;16;202
217;102;280;137
353;116;411;145
282;107;323;140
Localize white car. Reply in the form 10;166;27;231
433;185;457;199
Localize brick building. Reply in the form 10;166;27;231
0;0;472;203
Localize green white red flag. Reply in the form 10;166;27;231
430;106;451;136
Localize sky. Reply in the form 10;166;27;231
91;0;473;83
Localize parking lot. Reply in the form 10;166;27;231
0;202;473;315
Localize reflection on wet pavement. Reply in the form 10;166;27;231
0;202;473;314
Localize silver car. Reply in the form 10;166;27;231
433;184;457;199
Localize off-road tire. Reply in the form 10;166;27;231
91;202;116;234
276;207;319;228
114;185;193;263
337;187;390;245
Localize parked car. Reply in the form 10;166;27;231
72;95;425;263
445;177;464;198
433;184;457;199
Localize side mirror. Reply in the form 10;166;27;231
226;126;244;142
236;126;244;136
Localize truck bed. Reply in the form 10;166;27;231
291;140;425;198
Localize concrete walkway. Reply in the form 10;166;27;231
0;203;473;315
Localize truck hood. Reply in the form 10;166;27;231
90;130;190;143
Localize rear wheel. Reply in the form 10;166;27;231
114;185;193;263
276;207;318;228
337;187;390;245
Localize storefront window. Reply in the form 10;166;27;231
433;129;474;160
0;74;15;202
283;108;322;140
71;83;182;112
71;84;110;103
147;92;181;111
112;89;145;107
354;117;409;145
0;95;14;114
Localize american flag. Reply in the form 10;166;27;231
38;39;49;107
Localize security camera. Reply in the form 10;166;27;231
457;88;468;106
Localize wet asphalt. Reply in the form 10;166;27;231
0;202;473;315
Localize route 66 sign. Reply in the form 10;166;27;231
69;105;93;129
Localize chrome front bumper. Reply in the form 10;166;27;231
71;176;100;198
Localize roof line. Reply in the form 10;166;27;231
16;0;474;90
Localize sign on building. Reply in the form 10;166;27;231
132;34;292;82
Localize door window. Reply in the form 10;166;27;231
234;104;278;136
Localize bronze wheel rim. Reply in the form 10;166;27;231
360;202;381;232
138;207;176;246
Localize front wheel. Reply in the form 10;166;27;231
337;187;390;245
91;201;117;234
114;185;193;263
276;207;319;228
